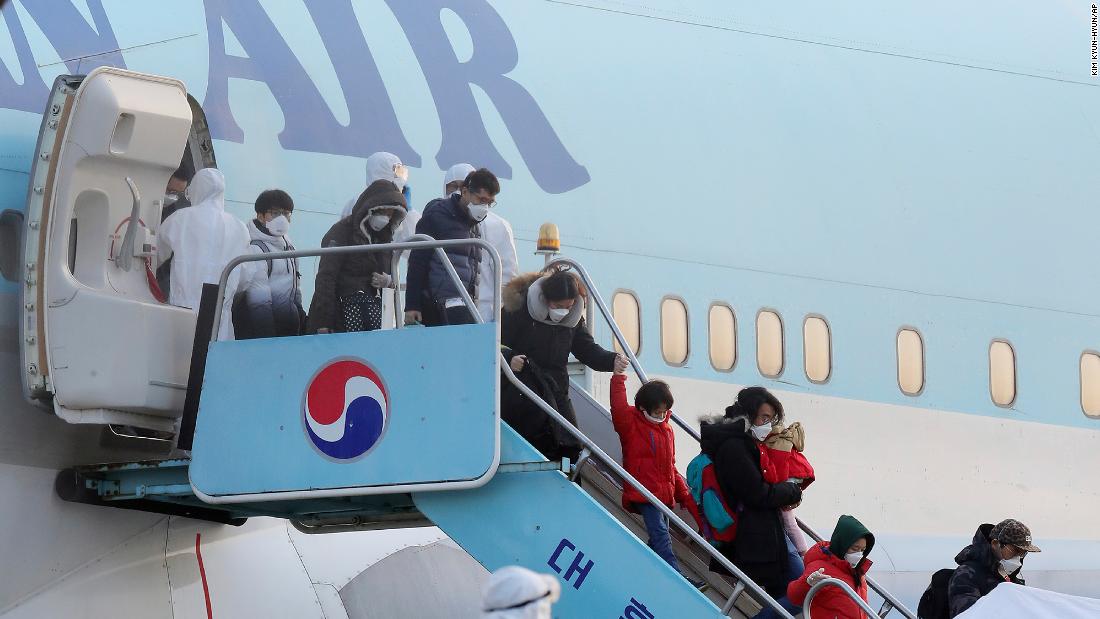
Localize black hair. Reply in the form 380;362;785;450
724;386;784;424
540;267;584;303
635;380;674;414
255;189;294;215
171;165;193;182
463;167;500;196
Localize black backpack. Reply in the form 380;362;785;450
917;568;954;619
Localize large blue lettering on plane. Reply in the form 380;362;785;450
0;0;588;193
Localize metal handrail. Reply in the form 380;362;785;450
210;236;501;341
803;577;882;618
547;257;918;619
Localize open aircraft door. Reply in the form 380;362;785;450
21;67;214;432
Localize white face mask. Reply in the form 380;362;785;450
467;202;490;222
1000;556;1023;573
367;213;390;231
547;307;570;322
845;551;864;568
643;410;667;424
266;215;290;236
750;422;772;441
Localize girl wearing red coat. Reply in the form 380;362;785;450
609;372;699;572
788;514;875;619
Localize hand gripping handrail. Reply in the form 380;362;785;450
803;577;882;618
546;257;917;619
210;236;501;341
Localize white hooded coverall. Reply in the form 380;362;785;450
158;168;250;339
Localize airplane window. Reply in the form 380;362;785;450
611;291;641;355
803;316;831;383
0;211;21;282
756;310;784;377
660;297;689;366
897;328;925;395
989;340;1016;407
708;304;736;371
1080;352;1100;418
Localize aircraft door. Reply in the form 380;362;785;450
21;67;206;431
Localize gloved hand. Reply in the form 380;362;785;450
806;568;827;586
371;272;393;288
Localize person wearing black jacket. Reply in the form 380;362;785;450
405;168;499;326
306;180;407;334
947;519;1040;617
700;387;803;603
500;268;628;461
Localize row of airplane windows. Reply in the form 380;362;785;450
609;291;1100;420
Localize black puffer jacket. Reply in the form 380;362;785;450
405;194;481;314
948;524;1024;617
306;180;406;333
701;416;802;596
500;273;617;393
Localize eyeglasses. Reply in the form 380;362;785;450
467;189;497;208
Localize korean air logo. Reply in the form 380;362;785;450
303;359;389;461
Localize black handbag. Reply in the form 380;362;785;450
339;290;383;332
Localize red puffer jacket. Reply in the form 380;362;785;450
610;375;697;516
788;541;872;619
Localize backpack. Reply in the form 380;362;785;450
686;453;739;545
917;568;954;619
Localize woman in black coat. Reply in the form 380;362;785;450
700;387;803;605
306;180;407;334
501;267;628;461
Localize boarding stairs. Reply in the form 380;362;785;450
55;240;914;619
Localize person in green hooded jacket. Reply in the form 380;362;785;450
787;515;876;618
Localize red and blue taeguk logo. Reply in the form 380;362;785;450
303;359;389;461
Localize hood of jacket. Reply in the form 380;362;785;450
699;414;750;457
764;422;805;452
502;272;584;328
955;523;998;569
830;514;875;562
185;168;225;210
349;180;407;233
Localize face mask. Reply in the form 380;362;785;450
643;410;667;424
266;215;290;236
548;307;570;322
1000;556;1022;573
467;202;490;222
845;551;864;568
368;213;391;231
164;192;180;206
750;422;772;441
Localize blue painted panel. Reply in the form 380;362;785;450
414;426;723;618
190;323;499;497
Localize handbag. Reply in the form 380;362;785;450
339;290;383;332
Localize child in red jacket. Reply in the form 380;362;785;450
610;370;699;573
788;514;875;619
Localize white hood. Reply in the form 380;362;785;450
365;151;406;190
481;566;560;619
184;168;226;210
443;162;475;197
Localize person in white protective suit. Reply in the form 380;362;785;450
481;566;560;619
443;163;519;321
158;168;250;340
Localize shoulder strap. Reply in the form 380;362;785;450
251;239;273;277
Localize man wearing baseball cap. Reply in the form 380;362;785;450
947;518;1041;617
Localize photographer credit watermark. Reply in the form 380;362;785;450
1093;4;1099;76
